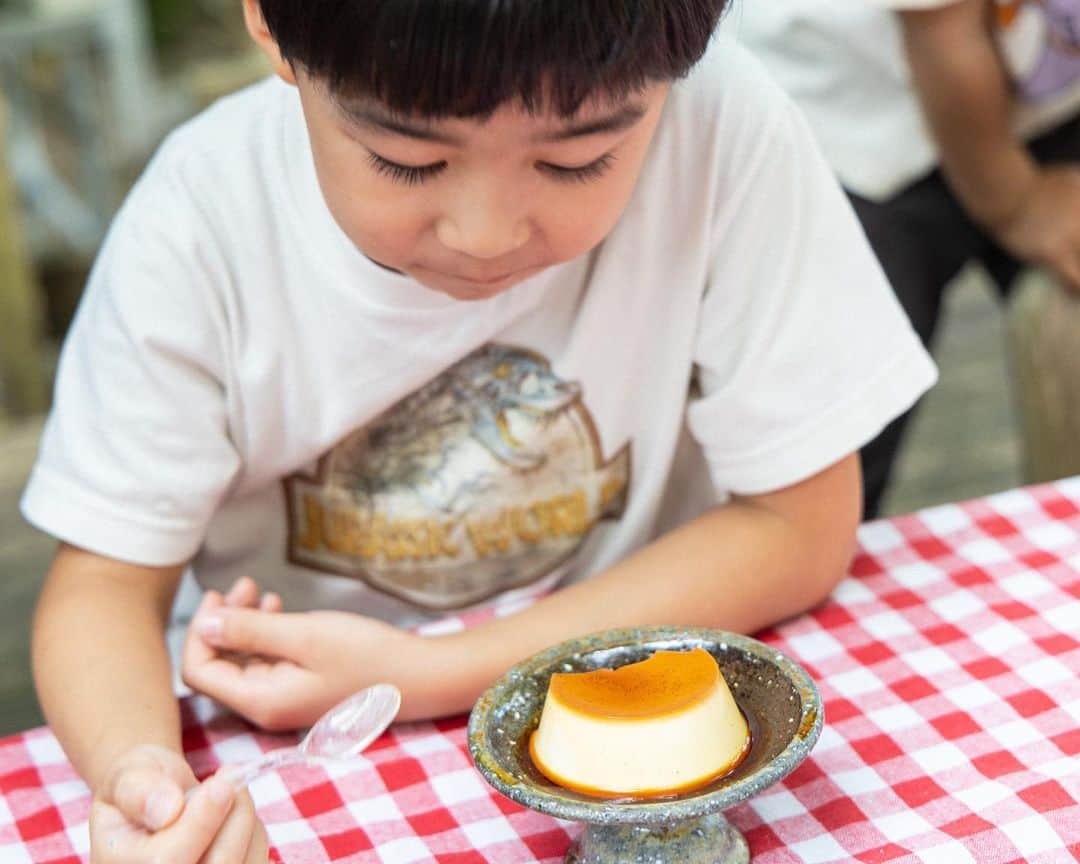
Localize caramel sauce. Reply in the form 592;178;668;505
549;648;720;720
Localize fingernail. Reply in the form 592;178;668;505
226;580;246;600
205;776;235;806
144;786;182;830
198;614;224;642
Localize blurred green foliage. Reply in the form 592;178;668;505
146;0;246;55
147;0;196;48
0;1;242;52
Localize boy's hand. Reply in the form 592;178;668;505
223;575;284;614
993;166;1080;292
90;744;269;863
182;600;422;730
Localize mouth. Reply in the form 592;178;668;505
412;263;548;299
447;268;530;286
427;264;552;292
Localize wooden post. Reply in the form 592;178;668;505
0;95;50;417
1005;271;1080;484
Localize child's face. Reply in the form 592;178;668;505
292;74;670;300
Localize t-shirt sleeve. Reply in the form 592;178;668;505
685;62;938;496
20;155;241;566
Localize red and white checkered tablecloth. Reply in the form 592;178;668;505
2;480;1079;863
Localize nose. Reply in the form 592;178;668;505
436;184;530;259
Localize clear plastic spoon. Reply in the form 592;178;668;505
212;683;401;792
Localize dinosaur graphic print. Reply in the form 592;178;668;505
284;344;631;610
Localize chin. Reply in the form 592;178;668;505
415;267;544;301
428;283;515;301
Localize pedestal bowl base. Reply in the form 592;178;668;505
566;812;749;864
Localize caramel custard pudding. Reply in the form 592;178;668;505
529;648;751;798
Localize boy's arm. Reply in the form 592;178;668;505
33;544;267;862
187;452;860;722
32;544;184;789
899;1;1080;288
431;452;861;716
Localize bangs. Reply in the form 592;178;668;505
257;0;729;117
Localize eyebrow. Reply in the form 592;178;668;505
336;102;649;145
542;105;649;142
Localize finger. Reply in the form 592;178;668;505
197;788;257;864
245;819;271;864
198;590;225;615
198;609;309;660
183;592;228;676
225;578;259;608
89;797;137;863
105;767;185;832
90;798;163;864
260;593;283;613
184;656;319;729
162;776;236;863
185;652;312;704
138;745;201;792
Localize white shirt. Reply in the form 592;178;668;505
21;36;936;632
725;0;1080;200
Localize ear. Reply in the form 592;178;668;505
242;0;297;85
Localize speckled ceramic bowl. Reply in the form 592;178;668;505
467;626;822;864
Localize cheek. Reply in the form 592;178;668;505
309;133;431;257
539;174;642;260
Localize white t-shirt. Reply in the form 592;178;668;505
21;36;936;634
725;0;1080;200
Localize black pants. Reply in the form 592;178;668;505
850;112;1080;519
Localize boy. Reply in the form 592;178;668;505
729;0;1080;517
22;1;935;861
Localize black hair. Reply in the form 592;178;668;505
258;0;730;117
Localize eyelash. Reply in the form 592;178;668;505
366;151;447;186
365;150;617;186
538;153;617;184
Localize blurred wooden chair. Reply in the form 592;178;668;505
0;0;170;261
1006;272;1080;484
0;0;180;417
0;94;48;417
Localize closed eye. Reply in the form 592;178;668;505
366;151;447;186
366;150;617;186
537;153;617;184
